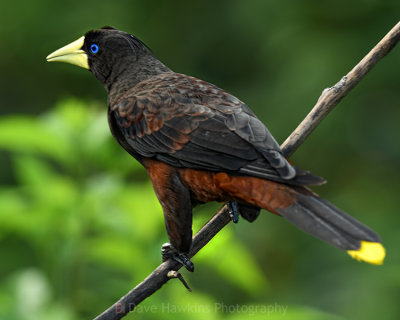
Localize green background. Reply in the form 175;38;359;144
0;1;399;319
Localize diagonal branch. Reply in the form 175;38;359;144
94;204;232;320
281;20;400;157
93;21;400;320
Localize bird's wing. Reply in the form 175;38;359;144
109;73;323;185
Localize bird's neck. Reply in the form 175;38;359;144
106;55;171;104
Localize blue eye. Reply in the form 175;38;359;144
90;44;99;54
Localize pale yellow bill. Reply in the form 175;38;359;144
347;241;386;265
46;36;89;69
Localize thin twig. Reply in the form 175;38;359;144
93;21;400;320
167;271;192;292
281;21;400;157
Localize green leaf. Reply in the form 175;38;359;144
196;224;268;294
0;116;72;164
225;305;345;320
13;155;78;208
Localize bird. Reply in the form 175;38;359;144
47;26;385;271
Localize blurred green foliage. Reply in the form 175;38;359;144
0;1;400;319
0;101;268;320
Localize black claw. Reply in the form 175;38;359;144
167;271;192;292
229;201;240;223
176;253;195;272
161;243;195;272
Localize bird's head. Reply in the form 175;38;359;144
46;27;162;89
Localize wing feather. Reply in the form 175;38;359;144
109;73;323;185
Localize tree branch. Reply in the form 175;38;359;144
281;21;400;158
93;21;400;320
94;204;232;320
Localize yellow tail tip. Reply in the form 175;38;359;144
347;241;386;265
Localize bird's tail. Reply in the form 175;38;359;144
275;190;385;265
215;173;385;265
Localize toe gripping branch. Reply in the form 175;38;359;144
161;243;195;272
162;243;194;291
228;201;240;223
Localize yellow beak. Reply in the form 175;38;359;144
46;36;89;70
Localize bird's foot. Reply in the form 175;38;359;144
228;201;240;223
161;243;194;272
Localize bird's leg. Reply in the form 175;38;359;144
228;201;240;223
161;243;194;272
144;162;195;272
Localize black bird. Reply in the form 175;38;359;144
47;27;385;270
